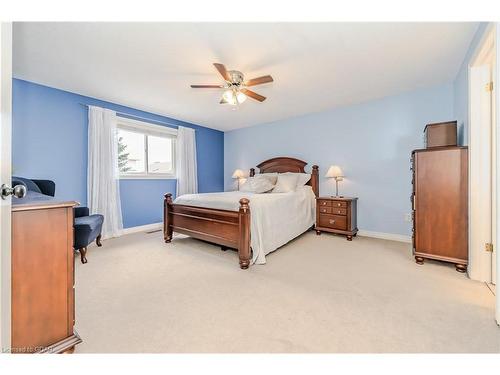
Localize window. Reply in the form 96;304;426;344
117;117;176;179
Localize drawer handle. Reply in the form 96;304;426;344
329;219;336;224
322;202;327;205
321;209;327;212
337;203;341;206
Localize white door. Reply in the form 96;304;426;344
0;22;13;352
469;65;493;282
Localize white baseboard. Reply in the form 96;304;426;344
121;222;163;235
119;223;411;243
357;230;411;243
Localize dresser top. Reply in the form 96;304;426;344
317;196;358;201
412;145;468;154
12;191;78;212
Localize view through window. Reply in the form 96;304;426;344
117;121;175;178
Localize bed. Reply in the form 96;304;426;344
163;157;319;269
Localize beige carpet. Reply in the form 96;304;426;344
74;230;500;353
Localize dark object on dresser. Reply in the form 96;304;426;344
315;197;358;240
12;176;55;197
74;207;104;264
424;121;457;148
12;176;104;264
411;146;468;272
12;195;82;353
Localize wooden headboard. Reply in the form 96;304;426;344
249;157;319;197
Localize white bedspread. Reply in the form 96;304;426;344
174;186;316;264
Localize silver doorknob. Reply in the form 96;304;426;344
1;184;27;200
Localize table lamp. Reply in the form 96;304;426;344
232;169;245;190
325;165;344;197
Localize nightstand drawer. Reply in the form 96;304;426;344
331;201;347;208
317;199;332;207
319;214;347;230
318;206;332;214
330;207;347;215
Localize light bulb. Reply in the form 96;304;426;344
222;90;237;105
236;91;247;104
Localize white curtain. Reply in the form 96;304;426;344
87;106;123;238
176;126;198;196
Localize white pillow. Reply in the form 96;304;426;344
272;173;299;193
259;172;278;185
283;172;311;187
240;175;275;193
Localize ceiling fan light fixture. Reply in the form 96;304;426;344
222;89;237;105
193;63;272;105
236;91;247;104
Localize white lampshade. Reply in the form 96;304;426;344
232;169;245;179
223;90;237;105
325;165;344;178
222;90;246;106
236;91;247;104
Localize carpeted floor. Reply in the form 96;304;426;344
74;230;500;353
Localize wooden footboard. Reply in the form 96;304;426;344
163;193;251;269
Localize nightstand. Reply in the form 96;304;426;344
315;197;358;240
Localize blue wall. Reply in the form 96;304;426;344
225;84;454;236
12;79;224;228
453;22;489;145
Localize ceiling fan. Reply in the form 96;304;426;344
191;63;273;106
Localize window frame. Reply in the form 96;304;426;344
116;117;177;180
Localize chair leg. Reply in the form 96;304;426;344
80;247;88;264
96;234;102;247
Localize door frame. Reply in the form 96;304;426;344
495;24;500;326
0;22;13;351
468;25;496;283
468;23;500;326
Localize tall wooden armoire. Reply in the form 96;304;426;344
411;146;468;272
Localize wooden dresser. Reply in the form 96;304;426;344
411;146;468;272
11;196;82;353
315;197;358;240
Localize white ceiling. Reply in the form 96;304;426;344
13;22;478;131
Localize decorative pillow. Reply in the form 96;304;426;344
240;175;275;193
272;173;299;193
259;172;278;185
282;172;311;187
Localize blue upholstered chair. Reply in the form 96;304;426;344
73;207;104;264
12;176;104;264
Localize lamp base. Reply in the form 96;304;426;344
333;179;343;198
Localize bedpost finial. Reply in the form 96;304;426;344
239;198;250;210
164;193;173;203
312;165;319;173
249;168;255;177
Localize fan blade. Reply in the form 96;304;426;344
191;84;225;88
245;75;273;87
213;63;231;82
241;89;266;102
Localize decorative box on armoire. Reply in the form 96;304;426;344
423;121;457;148
411;146;468;272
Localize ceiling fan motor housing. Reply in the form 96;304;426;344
228;70;244;85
